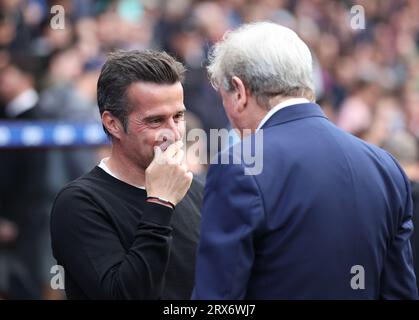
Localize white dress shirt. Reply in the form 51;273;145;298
256;98;310;132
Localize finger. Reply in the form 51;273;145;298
164;140;183;158
172;148;184;164
185;171;193;185
151;146;166;166
159;139;171;152
180;162;189;172
153;146;162;159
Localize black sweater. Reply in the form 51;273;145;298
50;166;203;299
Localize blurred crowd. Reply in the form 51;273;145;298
0;0;419;299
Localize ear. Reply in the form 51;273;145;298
231;76;248;113
102;111;124;140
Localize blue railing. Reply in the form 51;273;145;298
0;121;109;148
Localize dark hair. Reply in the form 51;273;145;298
97;50;186;136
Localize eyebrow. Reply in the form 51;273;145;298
142;109;186;122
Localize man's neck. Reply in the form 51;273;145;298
237;112;266;139
255;96;310;132
236;96;308;138
106;146;146;187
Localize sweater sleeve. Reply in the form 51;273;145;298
50;186;174;300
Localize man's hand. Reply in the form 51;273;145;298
145;141;193;206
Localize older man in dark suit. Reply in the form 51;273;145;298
192;22;418;299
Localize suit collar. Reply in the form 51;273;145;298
260;102;328;129
256;98;310;131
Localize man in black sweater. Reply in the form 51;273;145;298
50;50;203;299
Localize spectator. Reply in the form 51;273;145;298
0;56;52;299
383;130;419;290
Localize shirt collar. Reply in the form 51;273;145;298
98;157;146;190
256;98;310;132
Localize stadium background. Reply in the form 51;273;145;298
0;0;418;299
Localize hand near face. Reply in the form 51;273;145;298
145;140;193;206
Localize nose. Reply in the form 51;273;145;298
167;117;181;141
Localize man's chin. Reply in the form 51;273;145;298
136;155;153;172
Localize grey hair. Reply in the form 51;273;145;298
207;21;315;108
